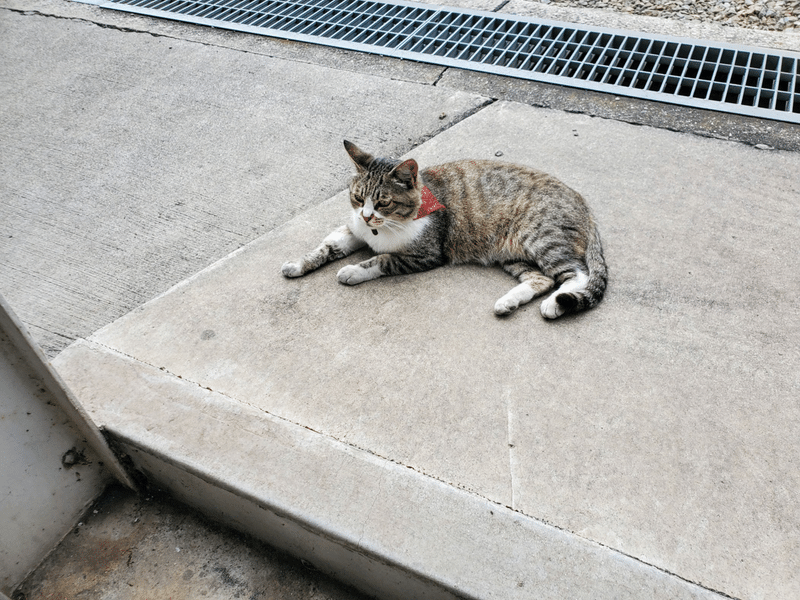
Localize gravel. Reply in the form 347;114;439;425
537;0;800;31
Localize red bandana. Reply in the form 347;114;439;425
414;186;447;220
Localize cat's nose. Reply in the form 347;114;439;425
362;211;372;223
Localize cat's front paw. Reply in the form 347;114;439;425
540;294;566;319
337;264;370;285
281;261;304;278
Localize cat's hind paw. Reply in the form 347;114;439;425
495;282;537;316
540;294;566;319
494;296;520;316
281;261;304;278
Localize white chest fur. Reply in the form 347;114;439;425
351;211;428;253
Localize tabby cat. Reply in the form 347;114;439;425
281;141;607;319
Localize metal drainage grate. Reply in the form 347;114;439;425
101;0;800;123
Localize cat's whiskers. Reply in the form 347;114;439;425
379;218;410;235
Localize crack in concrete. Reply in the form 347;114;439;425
401;97;498;156
3;5;444;86
504;389;517;511
355;468;386;551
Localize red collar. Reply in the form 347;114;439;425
414;186;446;220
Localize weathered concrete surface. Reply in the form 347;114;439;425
17;484;373;600
0;3;488;357
54;102;800;599
4;0;800;597
0;328;108;595
53;340;726;600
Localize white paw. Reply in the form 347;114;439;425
281;262;303;278
337;264;369;285
540;294;566;319
495;283;536;316
494;296;520;316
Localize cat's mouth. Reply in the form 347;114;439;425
363;214;382;235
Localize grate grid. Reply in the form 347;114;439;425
101;0;800;122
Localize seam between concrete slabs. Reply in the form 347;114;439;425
0;5;445;86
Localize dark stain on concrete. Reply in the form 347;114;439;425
16;484;374;600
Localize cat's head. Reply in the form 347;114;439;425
344;140;421;231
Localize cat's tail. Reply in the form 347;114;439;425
547;223;608;317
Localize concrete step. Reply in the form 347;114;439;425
53;101;800;600
54;338;723;600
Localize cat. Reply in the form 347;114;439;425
281;140;607;319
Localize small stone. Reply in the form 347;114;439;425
439;112;447;120
495;151;504;156
754;143;774;150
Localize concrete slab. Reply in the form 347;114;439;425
54;101;800;599
54;340;725;600
3;0;799;364
3;0;450;83
0;5;488;357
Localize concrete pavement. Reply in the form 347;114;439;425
0;0;489;356
2;0;799;354
54;101;800;599
2;0;800;598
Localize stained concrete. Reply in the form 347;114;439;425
0;328;108;594
16;484;374;600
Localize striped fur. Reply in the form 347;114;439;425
281;141;607;319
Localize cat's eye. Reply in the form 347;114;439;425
352;194;364;205
375;198;390;209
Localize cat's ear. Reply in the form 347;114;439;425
391;159;419;190
344;140;373;172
